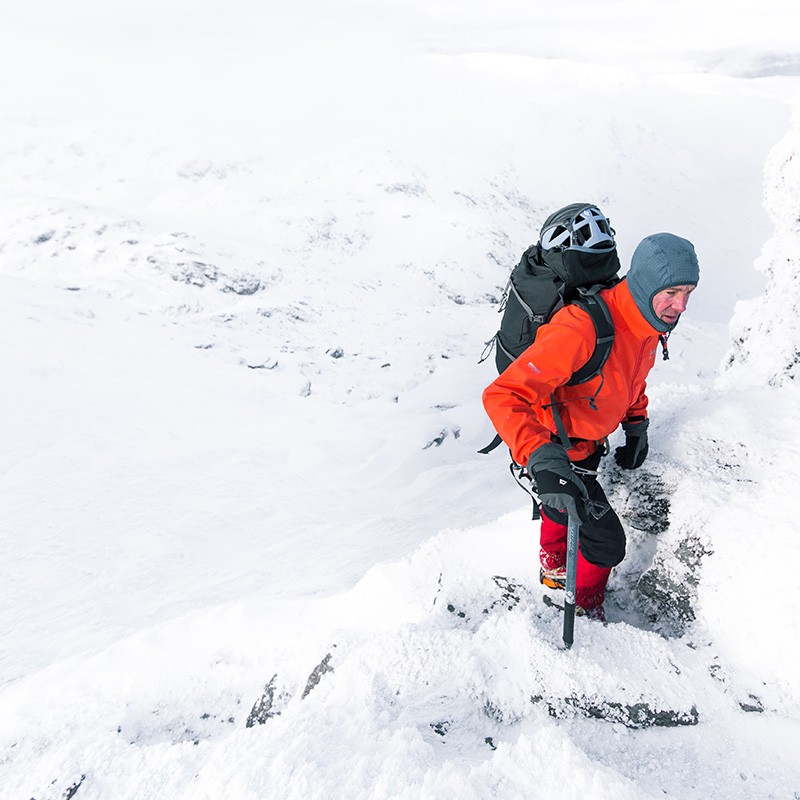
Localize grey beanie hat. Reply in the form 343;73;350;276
627;233;699;332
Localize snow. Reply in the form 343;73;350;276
2;1;800;798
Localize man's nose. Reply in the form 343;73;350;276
673;295;688;313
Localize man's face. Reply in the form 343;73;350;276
652;285;695;326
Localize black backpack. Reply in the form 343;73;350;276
480;203;621;455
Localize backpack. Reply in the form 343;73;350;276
480;203;621;455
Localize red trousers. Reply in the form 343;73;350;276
540;509;611;610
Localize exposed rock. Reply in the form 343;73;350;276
531;693;699;729
301;652;335;699
246;674;281;728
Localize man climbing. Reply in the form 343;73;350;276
482;231;699;619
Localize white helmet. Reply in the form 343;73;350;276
539;204;615;253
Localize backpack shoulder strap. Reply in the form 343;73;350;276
546;293;614;450
566;293;614;386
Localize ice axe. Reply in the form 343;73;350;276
562;513;580;648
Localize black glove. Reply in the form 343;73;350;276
527;443;589;523
614;418;649;470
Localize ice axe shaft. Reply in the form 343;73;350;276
562;514;579;648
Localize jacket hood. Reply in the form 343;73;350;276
626;233;699;332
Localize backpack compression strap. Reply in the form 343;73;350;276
566;293;614;386
478;432;504;454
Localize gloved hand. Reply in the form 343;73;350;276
614;418;649;470
527;443;589;523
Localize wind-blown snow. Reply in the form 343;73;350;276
1;2;800;799
721;117;800;387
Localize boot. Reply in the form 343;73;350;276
539;564;566;591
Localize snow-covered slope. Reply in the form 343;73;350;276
1;2;800;798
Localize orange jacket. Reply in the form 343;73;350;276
482;279;661;465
